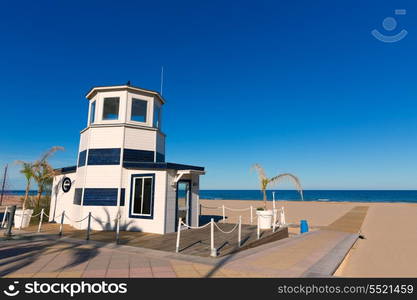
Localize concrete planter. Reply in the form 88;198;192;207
14;209;33;229
256;210;273;229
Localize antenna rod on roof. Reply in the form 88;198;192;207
160;66;164;96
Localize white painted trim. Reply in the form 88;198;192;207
86;85;165;104
130;176;154;217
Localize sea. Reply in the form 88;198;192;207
3;190;417;203
199;190;417;203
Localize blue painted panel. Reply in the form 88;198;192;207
78;150;87;167
156;152;165;162
83;188;118;206
120;188;125;206
73;188;83;205
123;149;154;163
87;148;121;165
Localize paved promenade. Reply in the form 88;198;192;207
0;206;367;278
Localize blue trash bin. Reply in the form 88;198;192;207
300;220;309;234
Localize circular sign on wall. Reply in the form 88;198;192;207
62;177;72;193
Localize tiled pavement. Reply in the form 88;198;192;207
0;206;366;278
0;230;355;278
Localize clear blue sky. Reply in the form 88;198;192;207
1;0;416;190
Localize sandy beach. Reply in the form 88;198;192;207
201;199;417;277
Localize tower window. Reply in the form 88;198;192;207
102;97;120;120
90;101;96;124
153;104;161;128
131;98;147;122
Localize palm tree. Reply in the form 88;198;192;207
15;161;34;211
32;146;64;208
252;163;303;210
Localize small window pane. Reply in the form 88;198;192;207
133;178;143;214
131;98;147;122
90;101;96;124
153;105;161;128
142;178;152;214
103;97;120;120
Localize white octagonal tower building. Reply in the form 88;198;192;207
50;84;205;234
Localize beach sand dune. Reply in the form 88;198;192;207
201;199;417;277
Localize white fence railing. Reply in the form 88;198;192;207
177;207;286;257
199;204;286;227
1;208;122;243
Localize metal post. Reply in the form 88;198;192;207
19;209;25;230
175;218;182;253
210;218;216;257
257;216;260;240
272;191;276;210
250;205;253;224
86;212;91;240
4;205;16;237
222;205;225;222
37;209;44;233
238;215;242;247
1;206;8;228
59;211;65;236
115;213;120;244
272;209;276;233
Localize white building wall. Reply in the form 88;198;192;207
165;170;178;233
121;169;168;234
83;166;122;187
49;173;80;225
73;167;85;188
156;132;165;155
77;206;119;231
89;127;124;149
79;131;90;151
191;174;200;227
124;127;156;151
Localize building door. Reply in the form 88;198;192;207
176;180;191;230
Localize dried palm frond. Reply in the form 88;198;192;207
252;163;304;209
269;173;304;201
39;146;65;163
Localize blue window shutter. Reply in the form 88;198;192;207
78;150;87;167
156;152;165;162
73;188;83;205
83;188;118;206
120;188;125;206
87;148;121;165
123;149;155;163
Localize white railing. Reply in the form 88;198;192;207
176;216;243;257
200;204;255;223
5;209;122;243
199;204;286;228
175;217;212;253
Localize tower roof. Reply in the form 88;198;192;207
85;84;166;104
